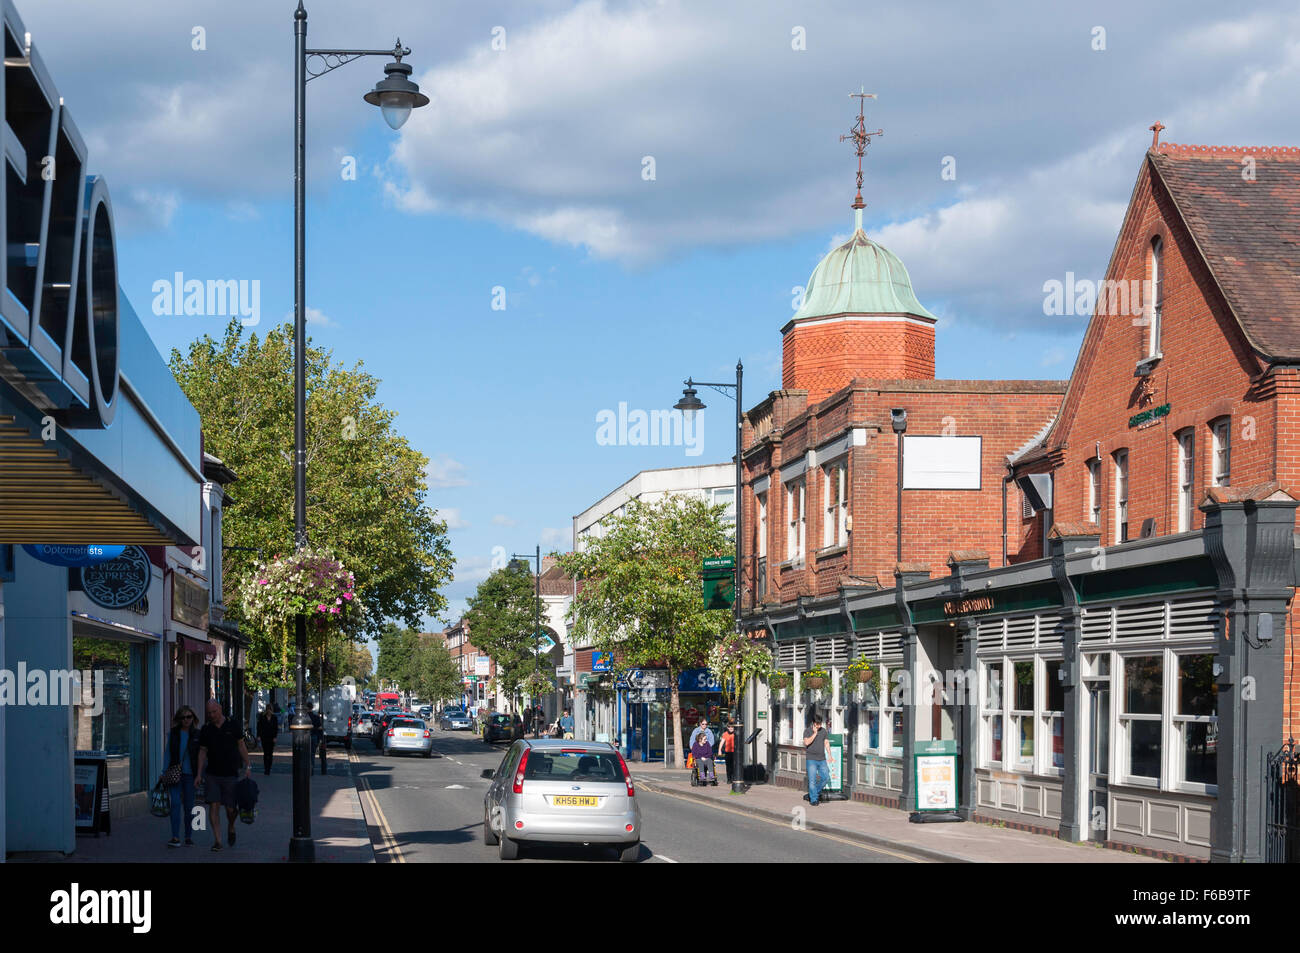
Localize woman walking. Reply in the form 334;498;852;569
166;705;201;847
256;703;279;776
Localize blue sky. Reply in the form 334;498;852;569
21;0;1300;636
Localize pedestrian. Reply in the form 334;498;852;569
803;713;830;806
195;699;250;851
688;716;714;750
307;702;325;775
690;729;716;784
165;705;201;847
256;703;278;776
719;721;738;785
560;708;575;740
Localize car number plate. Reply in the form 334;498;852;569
551;796;599;807
400;731;417;738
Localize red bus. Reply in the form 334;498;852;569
376;691;401;710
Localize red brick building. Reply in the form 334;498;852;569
746;136;1300;863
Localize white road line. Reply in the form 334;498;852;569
652;853;679;863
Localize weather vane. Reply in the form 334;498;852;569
840;87;882;210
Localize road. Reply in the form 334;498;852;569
349;728;917;863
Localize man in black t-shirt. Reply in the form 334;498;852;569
195;699;250;852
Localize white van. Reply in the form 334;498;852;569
323;684;356;749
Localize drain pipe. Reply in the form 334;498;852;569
1002;464;1015;567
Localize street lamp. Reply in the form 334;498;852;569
511;546;544;736
674;361;747;794
288;2;428;863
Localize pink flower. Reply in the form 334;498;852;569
258;579;269;585
330;607;340;614
318;604;328;612
335;598;342;605
343;592;354;601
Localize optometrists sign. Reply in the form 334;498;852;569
0;0;120;429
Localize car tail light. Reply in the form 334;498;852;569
423;729;430;738
387;729;394;737
512;749;530;794
616;751;635;797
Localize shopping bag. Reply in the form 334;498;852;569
150;780;171;817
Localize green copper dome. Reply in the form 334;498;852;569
792;211;936;322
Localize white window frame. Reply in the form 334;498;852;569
1042;658;1065;775
1210;418;1231;487
1171;650;1218;796
981;654;1062;775
881;663;903;758
1086;458;1101;525
981;660;1005;769
1008;658;1036;772
821;460;848;549
1117;652;1163;788
756;492;767;558
1113;450;1129;543
1177;429;1195;533
785;478;806;562
1148;237;1163;358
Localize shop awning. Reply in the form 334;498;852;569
181;635;217;659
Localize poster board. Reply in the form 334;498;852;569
913;740;958;812
821;732;850;800
74;752;111;835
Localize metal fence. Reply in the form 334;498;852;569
1266;738;1299;863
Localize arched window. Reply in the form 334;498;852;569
1148;237;1163;357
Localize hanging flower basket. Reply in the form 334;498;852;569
801;665;830;691
237;547;360;686
804;676;825;689
521;671;555;697
706;631;775;703
769;672;791;691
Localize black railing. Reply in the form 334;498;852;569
1265;737;1299;863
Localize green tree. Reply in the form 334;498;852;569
169;319;454;686
408;635;463;704
375;622;419;688
557;495;731;768
465;564;540;709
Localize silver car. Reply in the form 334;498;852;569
384;718;434;758
481;739;641;862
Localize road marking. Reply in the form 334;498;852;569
445;784;466;789
644;786;926;863
652;853;679;863
349;747;405;863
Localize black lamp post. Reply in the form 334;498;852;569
675;361;746;794
289;2;428;863
511;546;543;735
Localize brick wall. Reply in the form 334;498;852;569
782;318;936;402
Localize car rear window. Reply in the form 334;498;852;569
392;719;423;729
524;750;622;782
491;715;512;724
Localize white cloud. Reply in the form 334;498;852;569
491;514;518;527
425;455;470;488
539;526;571;551
438;508;470;531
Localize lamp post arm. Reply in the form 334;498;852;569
304;43;410;82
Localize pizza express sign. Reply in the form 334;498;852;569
0;3;120;430
79;545;151;610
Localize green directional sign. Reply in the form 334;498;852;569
702;556;735;609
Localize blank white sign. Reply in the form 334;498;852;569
902;436;982;489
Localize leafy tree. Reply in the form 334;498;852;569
465;564;541;709
408;635;462;704
375;622;419;688
169;319;454;684
557;495;731;768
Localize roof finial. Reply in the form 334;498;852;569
841;87;882;216
1149;120;1166;150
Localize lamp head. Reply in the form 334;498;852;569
674;383;706;413
364;47;430;130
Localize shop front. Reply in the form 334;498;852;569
619;667;728;763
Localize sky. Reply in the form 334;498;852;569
20;0;1300;639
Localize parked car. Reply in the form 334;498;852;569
482;739;640;862
384;718;434;758
419;705;433;719
439;708;473;731
371;710;403;748
483;713;521;745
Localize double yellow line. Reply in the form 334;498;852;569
348;747;405;863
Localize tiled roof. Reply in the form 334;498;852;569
1150;144;1300;360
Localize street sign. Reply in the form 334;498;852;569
535;632;556;652
701;556;735;609
702;556;735;572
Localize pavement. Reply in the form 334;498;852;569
627;761;1162;863
12;744;373;864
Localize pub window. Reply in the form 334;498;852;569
786;478;806;562
882;664;903;758
821;461;848;548
1176;429;1195;533
1120;655;1162;784
1148;237;1163;358
1086;458;1101;525
1174;653;1217;791
1044;659;1065;772
1210;418;1231;487
756;491;767;600
981;661;1004;768
1113;450;1129;543
1011;659;1035;771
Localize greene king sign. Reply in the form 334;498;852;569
0;0;120;430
